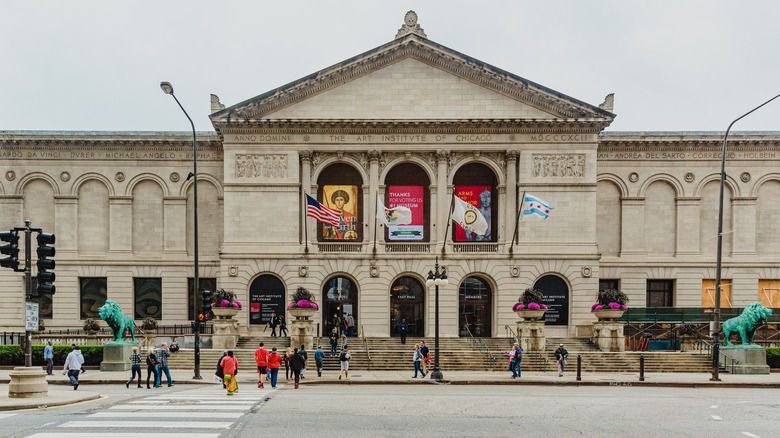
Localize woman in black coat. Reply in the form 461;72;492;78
288;348;306;389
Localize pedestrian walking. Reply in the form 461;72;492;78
43;341;54;375
279;315;289;336
289;347;305;389
216;350;227;389
283;347;292;380
329;328;338;356
267;347;282;388
314;345;325;377
332;313;342;335
346;313;355;337
156;343;173;387
146;348;159;388
413;344;425;378
554;343;568;377
299;344;308;379
340;334;348;350
397;318;409;345
255;342;268;388
510;343;522;378
63;345;84;390
419;340;430;374
338;346;350;380
169;337;180;353
268;312;278;337
220;350;239;395
126;346;142;388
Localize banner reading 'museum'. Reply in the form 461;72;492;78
388;185;424;240
321;185;358;240
455;186;492;241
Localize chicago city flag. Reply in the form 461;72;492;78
523;194;554;219
376;195;413;226
452;196;489;235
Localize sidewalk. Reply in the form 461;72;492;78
2;368;778;388
0;387;100;411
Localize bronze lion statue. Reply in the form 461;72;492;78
722;302;772;346
98;300;136;343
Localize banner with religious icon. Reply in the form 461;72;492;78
321;185;359;240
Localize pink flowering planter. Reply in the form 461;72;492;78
592;309;625;320
288;307;317;320
212;306;240;319
514;309;547;321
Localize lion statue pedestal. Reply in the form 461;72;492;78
719;302;772;375
98;300;139;372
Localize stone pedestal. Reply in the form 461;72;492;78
720;345;770;374
289;308;316;351
8;367;48;398
101;343;137;371
516;321;546;352
212;307;240;350
592;321;625;352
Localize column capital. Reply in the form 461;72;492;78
299;150;314;163
368;150;382;162
506;150;521;161
436;149;450;161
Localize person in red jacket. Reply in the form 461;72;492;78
254;342;268;388
266;347;282;388
220;350;239;395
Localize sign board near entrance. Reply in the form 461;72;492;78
25;302;39;331
249;281;286;325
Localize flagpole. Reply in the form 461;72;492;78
303;190;309;254
442;191;455;255
509;190;526;255
373;192;378;255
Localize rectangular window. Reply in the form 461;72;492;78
646;280;674;307
188;277;217;321
80;277;107;320
134;278;162;320
31;277;53;319
702;279;732;308
758;280;780;308
599;279;620;292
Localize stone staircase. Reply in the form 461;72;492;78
167;335;712;373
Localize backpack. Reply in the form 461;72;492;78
339;351;348;362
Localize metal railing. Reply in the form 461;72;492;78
317;243;363;253
1;332;25;345
452;243;498;253
360;324;371;371
463;324;495;371
720;353;739;374
503;324;548;372
385;243;431;253
38;324;213;336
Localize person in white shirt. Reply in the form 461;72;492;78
63;344;85;390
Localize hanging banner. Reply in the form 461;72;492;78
321;185;359;240
388;185;424;240
455;186;492;241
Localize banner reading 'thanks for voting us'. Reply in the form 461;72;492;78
388;185;424;240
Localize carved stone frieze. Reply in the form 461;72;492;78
236;154;289;179
532;154;584;178
484;152;507;170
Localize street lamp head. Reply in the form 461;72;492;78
160;81;174;95
425;270;434;288
440;268;448;287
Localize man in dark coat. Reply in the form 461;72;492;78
397;318;409;345
289;347;306;389
267;312;278;337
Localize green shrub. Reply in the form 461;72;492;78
767;348;780;368
0;345;103;366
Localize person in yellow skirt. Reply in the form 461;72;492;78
220;350;239;395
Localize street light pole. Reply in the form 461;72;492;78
160;81;202;380
711;92;780;382
425;257;447;380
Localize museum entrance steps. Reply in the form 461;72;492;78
235;336;291;349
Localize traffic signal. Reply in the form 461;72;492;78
36;233;55;295
0;230;19;270
200;289;213;321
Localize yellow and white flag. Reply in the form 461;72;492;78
452;196;489;235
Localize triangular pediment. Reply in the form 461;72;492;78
211;34;614;128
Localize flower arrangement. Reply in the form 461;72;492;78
592;289;629;311
83;318;101;333
512;288;548;311
288;287;319;310
211;289;242;309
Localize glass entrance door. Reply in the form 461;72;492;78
322;276;358;337
390;276;425;337
458;277;492;337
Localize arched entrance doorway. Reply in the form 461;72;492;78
390;276;425;337
534;274;570;326
322;276;358;337
459;276;492;337
248;274;286;326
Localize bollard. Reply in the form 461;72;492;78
576;354;581;381
639;353;645;381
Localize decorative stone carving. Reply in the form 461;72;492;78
370;264;379;278
169;172;180;182
5;170;15;181
303;135;310;142
436;149;450;161
115;172;125;182
346;152;369;171
741;172;751;183
227;266;239;277
59;171;70;182
628;172;639;183
506;150;520;161
395;10;427;39
210;94;225;113
368;150;381;162
598;93;615;112
510;266;520;277
298;265;308;277
236;154;288;179
299;150;313;163
581;266;592;278
484;152;507;170
684;172;695;183
532;154;584;177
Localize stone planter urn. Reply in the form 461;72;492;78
514;307;547;351
592;309;625;321
288;307;316;351
288;307;317;320
679;335;697;352
212;306;241;319
212;306;240;350
515;309;546;321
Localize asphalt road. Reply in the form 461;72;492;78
0;383;777;438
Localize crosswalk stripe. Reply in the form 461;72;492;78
129;400;254;404
0;413;17;420
88;412;244;419
61;420;234;429
109;404;254;411
27;434;220;438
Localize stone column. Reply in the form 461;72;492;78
619;197;645;257
436;150;449;243
109;196;132;253
299;150;314;249
368;150;380;249
505;151;518;245
732;197;757;256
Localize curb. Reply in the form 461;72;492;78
0;392;100;411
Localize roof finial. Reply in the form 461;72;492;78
395;10;427;39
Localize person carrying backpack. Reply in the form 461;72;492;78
338;346;351;380
314;345;325;377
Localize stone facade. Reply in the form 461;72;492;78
1;16;779;337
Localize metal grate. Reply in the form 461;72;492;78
385;243;431;253
317;243;363;253
452;243;498;253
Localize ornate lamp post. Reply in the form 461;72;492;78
160;81;202;380
425;257;447;380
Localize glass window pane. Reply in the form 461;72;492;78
134;278;162;320
80;277;107;320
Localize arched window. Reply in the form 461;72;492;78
317;163;363;241
322;276;358;335
534;274;570;326
452;163;498;242
384;163;430;242
248;274;286;325
459;276;492;337
390;276;425;336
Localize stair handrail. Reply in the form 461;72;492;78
463;324;495;371
522;338;548;373
360;324;370;371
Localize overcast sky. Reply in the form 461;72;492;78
2;1;778;133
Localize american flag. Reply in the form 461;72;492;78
306;194;341;226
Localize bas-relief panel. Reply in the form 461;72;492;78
533;154;584;178
235;154;288;179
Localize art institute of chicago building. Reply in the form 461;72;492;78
1;14;779;338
